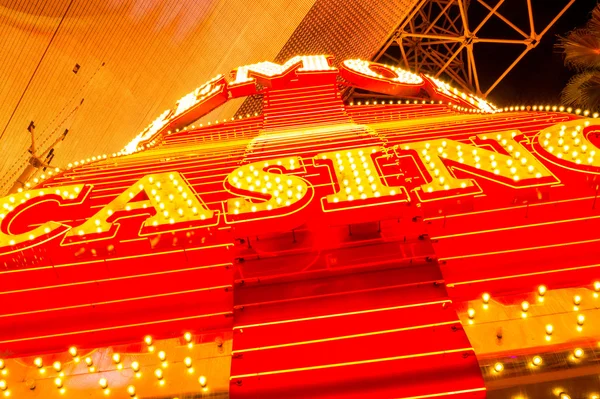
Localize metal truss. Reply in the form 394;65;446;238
373;0;576;97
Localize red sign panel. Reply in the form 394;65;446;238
1;55;599;398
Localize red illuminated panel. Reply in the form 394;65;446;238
1;55;599;399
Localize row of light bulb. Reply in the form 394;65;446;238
343;69;497;112
349;99;445;106
231;55;335;86
57;106;258;175
349;98;487;113
173;77;223;118
52;107;262;183
1;186;80;215
348;96;599;121
123;110;171;155
170;111;259;131
16;166;64;192
500;104;599;118
425;74;496;113
53;80;259;182
492;353;543;374
1;332;207;397
467;282;600;345
468;282;600;315
123;74;226;155
65;153;108;170
0;360;7;397
491;345;585;376
343;59;424;85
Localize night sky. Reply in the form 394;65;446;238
475;0;599;105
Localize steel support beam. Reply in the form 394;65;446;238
372;0;577;98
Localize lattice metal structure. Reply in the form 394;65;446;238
373;0;576;97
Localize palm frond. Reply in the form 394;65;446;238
556;28;600;70
586;4;600;34
561;71;600;110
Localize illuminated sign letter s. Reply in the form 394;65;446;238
224;156;313;222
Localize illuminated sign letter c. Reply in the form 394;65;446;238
536;118;600;172
0;185;86;251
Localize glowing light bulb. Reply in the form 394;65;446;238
144;335;153;345
199;375;207;387
537;285;547;296
545;324;553;335
184;357;192;368
34;358;43;368
131;361;140;372
573;295;581;305
577;314;585;326
467;308;475;319
99;378;108;389
521;301;529;312
53;361;62;372
574;348;584;358
493;362;503;372
184;332;193;343
154;368;164;380
532;356;542;366
158;351;166;361
482;293;490;304
127;385;136;397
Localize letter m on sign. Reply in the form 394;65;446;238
227;55;336;97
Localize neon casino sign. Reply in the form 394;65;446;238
1;55;599;254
